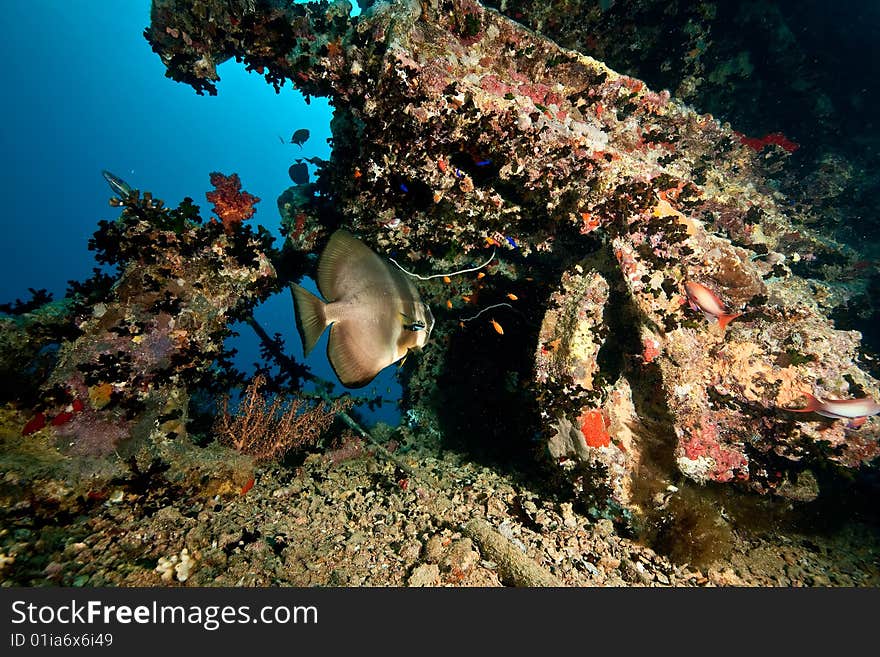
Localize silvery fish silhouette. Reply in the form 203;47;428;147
101;170;133;199
291;230;435;388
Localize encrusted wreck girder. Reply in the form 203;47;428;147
35;191;276;458
147;0;879;495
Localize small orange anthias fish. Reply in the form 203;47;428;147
786;393;880;428
491;319;504;335
684;281;743;330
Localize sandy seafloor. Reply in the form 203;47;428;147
1;406;877;588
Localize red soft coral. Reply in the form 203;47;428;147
205;172;260;233
734;131;799;154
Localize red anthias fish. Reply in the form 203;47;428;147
684;281;743;330
786;393;880;427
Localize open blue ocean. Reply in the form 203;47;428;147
0;0;403;425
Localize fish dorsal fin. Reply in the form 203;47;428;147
317;229;390;301
327;319;397;388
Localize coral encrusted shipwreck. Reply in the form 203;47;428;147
142;0;880;517
1;176;274;497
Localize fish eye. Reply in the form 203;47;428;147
400;312;426;332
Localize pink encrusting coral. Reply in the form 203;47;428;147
641;336;661;364
678;418;748;483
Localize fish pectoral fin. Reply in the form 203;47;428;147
291;284;328;356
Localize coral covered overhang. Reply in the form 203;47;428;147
146;0;879;493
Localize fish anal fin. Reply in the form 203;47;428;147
327;321;394;388
847;416;868;430
291;284;328;356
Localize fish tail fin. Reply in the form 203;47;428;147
291;284;328;355
717;312;743;331
786;392;822;413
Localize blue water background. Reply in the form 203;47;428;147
0;1;400;425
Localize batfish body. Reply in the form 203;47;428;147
291;229;434;388
288;162;309;184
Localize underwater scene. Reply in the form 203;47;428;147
2;0;880;588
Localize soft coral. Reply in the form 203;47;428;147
735;131;799;154
205;172;260;233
